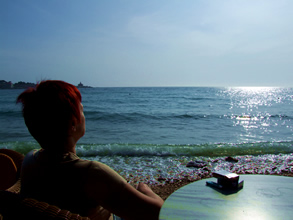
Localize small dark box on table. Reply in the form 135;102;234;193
206;170;244;190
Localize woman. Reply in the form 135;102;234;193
18;80;164;220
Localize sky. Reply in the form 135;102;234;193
1;0;293;87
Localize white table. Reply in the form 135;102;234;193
159;175;293;219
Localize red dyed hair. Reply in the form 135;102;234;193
17;80;82;148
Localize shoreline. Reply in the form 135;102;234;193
119;153;293;200
115;153;293;184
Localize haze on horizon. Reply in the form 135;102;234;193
1;0;293;87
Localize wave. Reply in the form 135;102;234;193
3;110;292;123
4;109;292;123
76;141;293;157
0;110;22;118
3;141;292;158
0;141;39;155
183;97;216;101
84;110;293;122
269;114;293;120
85;111;227;121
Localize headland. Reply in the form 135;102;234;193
0;80;92;89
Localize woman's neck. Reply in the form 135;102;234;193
40;136;77;154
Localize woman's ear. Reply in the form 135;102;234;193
68;124;76;136
71;119;78;132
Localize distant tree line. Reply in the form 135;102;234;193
0;80;36;89
0;80;92;89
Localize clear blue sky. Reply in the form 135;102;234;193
1;0;293;87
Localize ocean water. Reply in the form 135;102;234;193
1;87;293;184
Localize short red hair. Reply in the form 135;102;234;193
17;80;82;148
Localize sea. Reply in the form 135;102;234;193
1;87;293;184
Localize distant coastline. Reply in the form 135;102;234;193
0;80;92;89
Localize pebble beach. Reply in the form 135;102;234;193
101;153;293;200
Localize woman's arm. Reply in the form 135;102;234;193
102;182;164;220
85;162;164;220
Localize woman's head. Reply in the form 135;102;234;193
17;80;83;148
